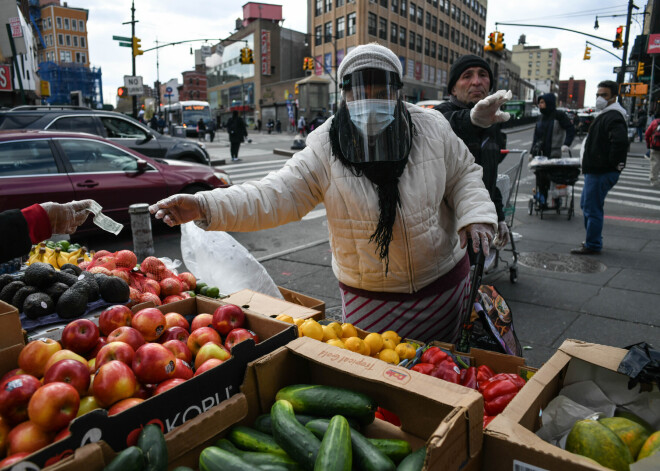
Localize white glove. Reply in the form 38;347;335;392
470;90;513;128
149;193;207;227
497;221;510;248
40;200;94;234
459;223;495;257
561;145;571;154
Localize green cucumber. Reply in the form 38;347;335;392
103;446;144;471
254;413;361;434
215;439;302;471
306;418;395;471
396;446;426;471
276;385;377;426
171;467;194;471
198;446;254;471
137;424;168;471
314;415;352;471
368;438;412;464
228;425;288;456
271;399;322;471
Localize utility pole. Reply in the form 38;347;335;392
122;0;138;118
616;0;636;86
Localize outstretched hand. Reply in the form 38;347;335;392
470;90;513;128
149;194;203;227
40;200;95;234
459;223;495;256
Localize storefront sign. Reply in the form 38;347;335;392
9;17;22;38
648;34;660;54
0;65;12;92
261;30;271;76
324;53;332;76
315;55;323;76
414;61;422;81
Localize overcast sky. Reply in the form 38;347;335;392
84;0;646;106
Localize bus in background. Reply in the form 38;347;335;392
501;100;536;119
163;100;212;137
414;100;447;109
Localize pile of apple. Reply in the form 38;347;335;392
0;303;256;466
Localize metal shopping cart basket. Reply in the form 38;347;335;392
484;149;526;283
528;156;581;220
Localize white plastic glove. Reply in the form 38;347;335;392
497;221;510;248
40;200;94;234
561;145;571;154
470;90;513;128
458;223;495;257
149;193;207;227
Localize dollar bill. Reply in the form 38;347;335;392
88;200;124;235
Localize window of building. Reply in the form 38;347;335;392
315;25;322;45
391;0;398;13
380;0;387;7
444;45;449;62
547;69;551;75
431;41;436;59
64;18;70;30
72;20;77;31
73;36;78;47
347;12;356;35
535;69;539;75
368;12;377;36
416;34;422;53
528;69;532;76
399;26;406;46
391;22;398;43
537;52;541;58
548;60;552;66
410;2;415;19
58;33;63;45
424;38;430;56
315;0;322;15
81;53;86;64
528;52;532;59
325;0;332;13
324;21;333;42
536;61;540;66
80;36;85;48
432;0;438;7
56;17;62;28
45;17;51;29
451;4;455;19
432;15;437;33
528;61;532;67
401;0;407;17
66;35;71;46
76;52;81;62
78;20;84;32
409;31;415;50
439;20;444;36
59;50;71;62
379;17;387;40
417;6;423;25
336;17;345;38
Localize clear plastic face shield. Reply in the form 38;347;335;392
339;68;412;163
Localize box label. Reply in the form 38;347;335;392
316;349;377;372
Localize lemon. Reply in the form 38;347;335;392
326;339;346;349
382;330;402;345
276;314;294;324
363;333;384;354
301;319;324;341
293;318;306;327
377;349;400;364
327;322;343;338
344;337;369;356
395;342;416;360
382;338;397;351
341;323;358;338
322;325;339;341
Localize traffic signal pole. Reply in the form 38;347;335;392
130;1;137;118
616;0;635;86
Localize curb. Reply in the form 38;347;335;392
273;149;296;157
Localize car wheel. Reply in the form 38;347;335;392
182;184;211;194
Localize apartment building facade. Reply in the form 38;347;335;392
511;43;561;94
39;2;89;67
558;77;585;109
308;0;489;105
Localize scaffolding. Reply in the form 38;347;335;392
38;62;103;107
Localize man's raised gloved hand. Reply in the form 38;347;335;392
470;90;513;128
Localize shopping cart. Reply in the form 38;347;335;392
484;149;526;283
528;156;581;220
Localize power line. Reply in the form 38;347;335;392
503;4;625;23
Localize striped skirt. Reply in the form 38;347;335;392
339;258;471;344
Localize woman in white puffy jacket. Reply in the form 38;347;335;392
150;44;507;343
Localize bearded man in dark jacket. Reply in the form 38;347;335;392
435;55;512;248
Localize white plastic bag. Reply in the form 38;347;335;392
180;222;283;299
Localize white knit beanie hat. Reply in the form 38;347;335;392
337;43;402;83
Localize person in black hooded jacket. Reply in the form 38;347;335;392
530;93;576;207
435;54;512;248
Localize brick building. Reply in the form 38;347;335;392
558;77;585;109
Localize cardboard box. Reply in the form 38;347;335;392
482;339;655;471
3;297;297;471
0;301;24;377
222;287;324;321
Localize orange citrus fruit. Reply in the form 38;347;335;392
377;349;400;364
363;333;384;354
382;330;401;345
395;342;416;360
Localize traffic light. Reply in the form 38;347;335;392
583;46;591;60
303;57;314;71
295;83;299;95
484;32;496;51
132;37;143;56
613;26;623;49
494;32;505;51
637;61;645;77
117;86;128;98
240;47;254;64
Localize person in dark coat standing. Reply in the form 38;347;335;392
226;111;248;161
435;54;513;249
530;93;576;207
570;80;628;255
208;119;216;142
197;118;207;142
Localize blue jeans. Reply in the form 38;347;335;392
580;172;619;251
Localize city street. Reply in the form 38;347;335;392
84;123;660;368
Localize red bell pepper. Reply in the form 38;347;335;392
420;347;449;366
483;415;496;428
460;366;478;390
412;363;436;375
430;359;461;384
377;407;401;426
482;377;524;416
375;411;385;421
476;365;495;387
487;373;526;390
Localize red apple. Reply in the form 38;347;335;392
132;343;176;385
178;272;197;290
99;305;133;336
225;328;259;352
190;313;214;331
18;338;62;378
28;382;80;432
43;359;91;396
0;415;10;457
108;397;144;416
95;341;135;370
194;343;230;369
0;374;42;425
133;383;157;400
171;358;194;380
92;360;138;408
60;319;99;355
44;350;88;376
0;452;31;468
154;378;186;395
0;368;23;383
164;312;189;331
158;326;189;344
187;326;221;356
7;421;53;455
162;339;192;364
85;336;108;360
77;395;101;417
193;359;224;377
132;308;166;342
107;326;145;351
212;304;245;335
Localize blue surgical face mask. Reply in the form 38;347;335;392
346;99;396;136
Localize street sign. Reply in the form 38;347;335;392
9;17;22;38
0;65;12;92
112;35;131;41
164;93;173;98
119;43;131;48
124;75;144;96
612;65;636;73
619;82;648;97
165;86;173;93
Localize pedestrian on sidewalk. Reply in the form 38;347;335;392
644;114;660;187
571;80;628;255
226;111;248;161
149;44;498;344
197;118;207;142
435;54;513;250
297;115;307;136
207;119;216;142
636;112;647;143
